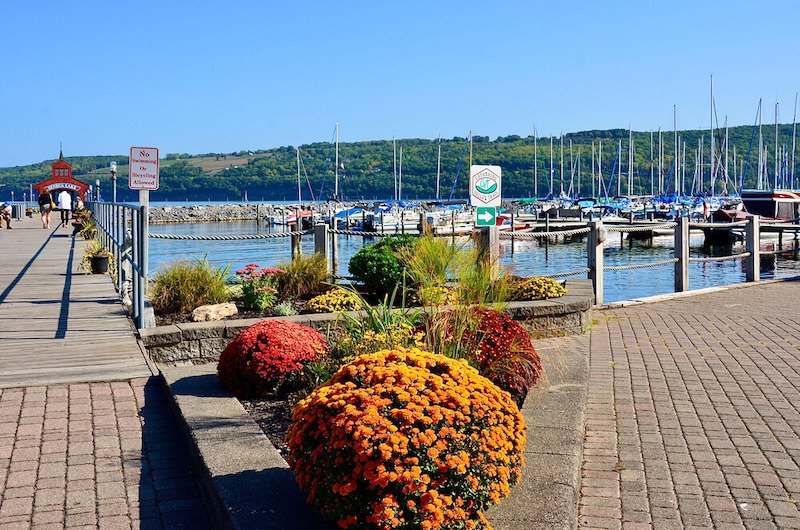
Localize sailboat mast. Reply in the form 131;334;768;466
758;99;763;189
724;118;729;193
674;105;678;196
658;129;663;194
560;134;564;195
334;122;339;200
598;141;603;198
682;140;686;196
533;126;538;198
398;146;403;201
628;127;633;196
393;137;397;201
569;139;574;197
436;137;441;200
710;76;714;196
650;131;654;196
549;136;554;195
469;130;473;168
792;93;798;189
617;140;622;197
591;141;596;198
775;102;780;189
296;147;301;203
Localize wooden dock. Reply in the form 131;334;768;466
0;216;153;388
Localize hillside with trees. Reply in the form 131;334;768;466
1;124;797;202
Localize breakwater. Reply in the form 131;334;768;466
149;204;274;223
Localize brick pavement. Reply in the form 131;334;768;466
580;281;800;529
0;378;210;530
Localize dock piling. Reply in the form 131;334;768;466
674;217;689;292
745;215;760;282
588;220;604;305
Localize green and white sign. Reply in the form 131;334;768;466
469;165;502;207
475;206;497;227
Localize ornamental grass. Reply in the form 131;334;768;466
217;320;327;398
287;347;526;530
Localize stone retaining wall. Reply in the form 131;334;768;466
139;279;594;363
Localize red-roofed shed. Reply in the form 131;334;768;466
33;151;89;200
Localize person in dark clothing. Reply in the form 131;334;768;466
0;202;11;229
38;190;53;229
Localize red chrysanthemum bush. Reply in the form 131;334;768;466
217;319;326;398
287;347;526;530
435;309;542;406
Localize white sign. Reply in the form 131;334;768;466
129;147;160;190
469;165;502;207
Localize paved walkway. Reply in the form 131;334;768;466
0;217;209;529
580;281;800;529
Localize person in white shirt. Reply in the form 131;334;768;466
57;190;72;227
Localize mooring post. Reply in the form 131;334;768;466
476;226;500;280
314;223;330;274
329;214;338;275
418;212;425;234
674;217;689;292
745;215;760;282
290;221;301;260
588;220;604;305
510;210;515;254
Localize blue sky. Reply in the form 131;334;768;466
1;0;799;167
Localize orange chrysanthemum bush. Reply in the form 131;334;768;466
217;319;326;398
287;347;526;530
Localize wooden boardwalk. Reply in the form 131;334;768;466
0;216;152;388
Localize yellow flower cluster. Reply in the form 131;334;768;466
414;286;460;307
337;323;421;358
306;288;363;314
287;347;526;530
510;276;567;301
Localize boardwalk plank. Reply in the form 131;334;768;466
0;217;153;388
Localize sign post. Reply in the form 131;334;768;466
470;165;502;278
129;147;159;297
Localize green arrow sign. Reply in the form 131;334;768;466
475;207;497;227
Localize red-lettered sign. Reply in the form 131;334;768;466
129;147;159;190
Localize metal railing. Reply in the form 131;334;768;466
88;202;800;326
88;202;149;329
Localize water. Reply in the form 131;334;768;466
148;221;800;303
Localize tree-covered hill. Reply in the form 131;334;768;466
2;124;797;202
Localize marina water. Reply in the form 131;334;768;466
149;220;800;303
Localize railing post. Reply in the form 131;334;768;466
476;226;500;280
289;221;301;260
314;223;330;274
588;220;604;305
746;215;760;282
674;217;689;292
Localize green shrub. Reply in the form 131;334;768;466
348;235;416;296
151;257;230;314
275;253;330;299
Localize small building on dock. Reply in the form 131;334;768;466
32;150;89;201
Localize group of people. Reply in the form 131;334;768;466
36;189;75;229
0;190;86;231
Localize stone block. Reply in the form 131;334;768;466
138;326;181;347
176;321;226;341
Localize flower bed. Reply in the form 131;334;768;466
287;348;526;529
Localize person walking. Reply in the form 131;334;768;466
38;190;53;229
57;190;72;227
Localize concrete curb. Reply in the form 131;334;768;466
160;364;333;530
160;336;590;529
